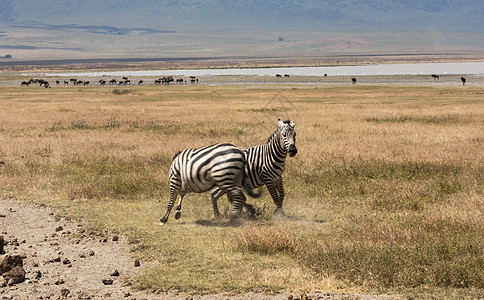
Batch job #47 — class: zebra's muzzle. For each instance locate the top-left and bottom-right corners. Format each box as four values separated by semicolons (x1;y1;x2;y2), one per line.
288;145;297;157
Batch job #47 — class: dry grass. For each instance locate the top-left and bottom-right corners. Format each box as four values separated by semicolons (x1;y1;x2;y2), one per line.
0;83;483;298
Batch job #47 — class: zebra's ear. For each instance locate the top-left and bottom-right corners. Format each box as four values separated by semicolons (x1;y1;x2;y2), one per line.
290;121;295;128
278;118;284;127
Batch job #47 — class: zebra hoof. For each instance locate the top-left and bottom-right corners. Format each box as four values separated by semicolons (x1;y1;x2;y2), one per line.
158;221;166;226
174;210;181;220
273;208;290;221
225;217;243;227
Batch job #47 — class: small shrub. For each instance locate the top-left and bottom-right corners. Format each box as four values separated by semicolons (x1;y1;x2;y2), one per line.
112;89;132;95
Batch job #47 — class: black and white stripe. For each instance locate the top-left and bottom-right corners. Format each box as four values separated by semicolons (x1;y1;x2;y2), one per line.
159;143;253;225
211;118;297;218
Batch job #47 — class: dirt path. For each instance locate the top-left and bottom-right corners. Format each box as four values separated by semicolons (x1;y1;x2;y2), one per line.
0;199;163;300
0;199;396;300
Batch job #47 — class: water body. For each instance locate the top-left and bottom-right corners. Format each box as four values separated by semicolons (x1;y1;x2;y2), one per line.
43;61;484;78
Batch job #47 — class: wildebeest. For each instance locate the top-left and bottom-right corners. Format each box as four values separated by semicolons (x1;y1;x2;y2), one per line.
351;78;357;85
461;77;466;85
432;74;439;80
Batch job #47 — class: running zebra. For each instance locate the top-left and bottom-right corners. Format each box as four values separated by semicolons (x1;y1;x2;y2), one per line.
211;118;297;219
159;143;260;225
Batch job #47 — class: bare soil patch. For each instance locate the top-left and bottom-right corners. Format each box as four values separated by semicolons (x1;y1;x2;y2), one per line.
0;198;157;300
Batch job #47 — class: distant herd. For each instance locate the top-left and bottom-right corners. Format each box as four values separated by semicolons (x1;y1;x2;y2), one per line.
20;76;200;88
20;74;468;88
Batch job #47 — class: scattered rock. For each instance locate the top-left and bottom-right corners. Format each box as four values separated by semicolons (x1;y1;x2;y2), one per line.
0;254;23;274
0;214;6;218
78;292;91;299
62;258;71;265
110;270;119;276
52;257;61;263
55;226;63;232
134;259;140;267
112;235;119;242
60;288;70;298
0;236;4;254
54;278;65;285
3;265;26;285
88;250;95;256
33;270;42;279
102;278;113;285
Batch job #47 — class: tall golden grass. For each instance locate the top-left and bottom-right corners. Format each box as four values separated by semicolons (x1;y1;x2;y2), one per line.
0;83;482;298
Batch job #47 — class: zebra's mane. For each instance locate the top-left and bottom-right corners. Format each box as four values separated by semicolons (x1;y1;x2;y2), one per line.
267;120;291;143
172;150;182;160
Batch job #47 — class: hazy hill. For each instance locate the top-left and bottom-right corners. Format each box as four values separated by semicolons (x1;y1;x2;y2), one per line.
2;0;483;30
1;0;483;61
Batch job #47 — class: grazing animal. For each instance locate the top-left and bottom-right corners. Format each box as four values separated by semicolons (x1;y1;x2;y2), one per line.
431;74;439;80
64;80;69;85
159;143;261;225
109;79;117;85
284;74;290;78
211;119;297;219
138;80;144;85
276;74;282;78
461;77;466;85
351;78;357;85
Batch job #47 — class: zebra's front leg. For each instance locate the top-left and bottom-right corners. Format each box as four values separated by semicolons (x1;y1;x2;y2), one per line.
266;180;288;219
211;188;226;219
274;178;287;217
174;192;186;220
159;185;178;225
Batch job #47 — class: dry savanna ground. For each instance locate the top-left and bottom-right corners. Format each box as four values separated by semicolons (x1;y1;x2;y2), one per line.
0;81;483;299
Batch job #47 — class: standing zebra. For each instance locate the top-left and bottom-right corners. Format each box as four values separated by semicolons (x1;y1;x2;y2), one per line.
159;143;260;225
211;118;297;219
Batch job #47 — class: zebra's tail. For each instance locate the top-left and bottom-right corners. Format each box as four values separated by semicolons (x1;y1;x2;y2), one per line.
242;177;262;198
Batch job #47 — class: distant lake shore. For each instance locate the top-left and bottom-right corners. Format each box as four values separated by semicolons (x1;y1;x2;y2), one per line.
40;61;484;78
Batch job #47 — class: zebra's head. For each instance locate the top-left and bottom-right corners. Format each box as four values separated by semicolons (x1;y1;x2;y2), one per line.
278;118;297;157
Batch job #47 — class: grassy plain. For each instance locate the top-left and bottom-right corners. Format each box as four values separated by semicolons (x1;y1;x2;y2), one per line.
0;82;483;298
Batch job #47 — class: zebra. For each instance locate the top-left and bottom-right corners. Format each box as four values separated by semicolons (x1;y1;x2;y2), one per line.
159;143;261;226
211;118;297;219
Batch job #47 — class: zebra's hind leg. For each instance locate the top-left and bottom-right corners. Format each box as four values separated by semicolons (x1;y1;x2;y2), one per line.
159;185;179;226
174;193;186;220
211;188;226;219
225;186;247;226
